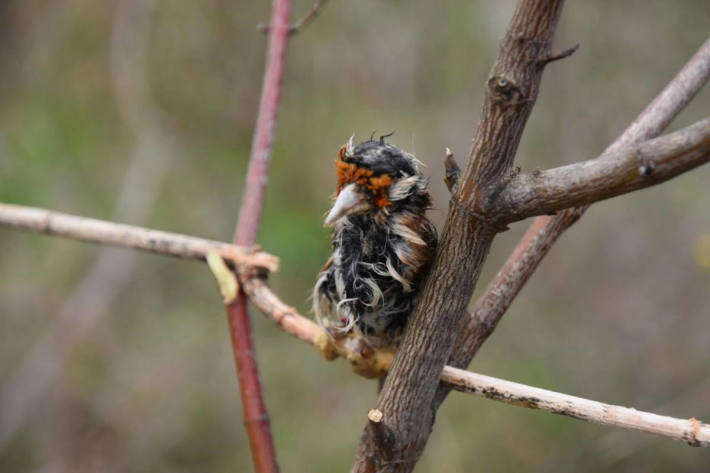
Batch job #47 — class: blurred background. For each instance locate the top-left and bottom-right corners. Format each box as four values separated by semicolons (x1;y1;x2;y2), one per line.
1;0;709;471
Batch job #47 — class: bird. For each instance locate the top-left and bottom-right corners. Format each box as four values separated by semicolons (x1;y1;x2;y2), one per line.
313;136;438;350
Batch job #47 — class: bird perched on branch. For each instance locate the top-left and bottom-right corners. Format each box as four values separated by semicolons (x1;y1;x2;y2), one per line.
313;136;437;349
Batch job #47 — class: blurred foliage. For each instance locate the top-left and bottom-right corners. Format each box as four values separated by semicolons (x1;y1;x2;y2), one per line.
1;0;710;472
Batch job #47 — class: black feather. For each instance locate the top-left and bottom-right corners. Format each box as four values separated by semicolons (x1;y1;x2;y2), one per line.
314;140;437;348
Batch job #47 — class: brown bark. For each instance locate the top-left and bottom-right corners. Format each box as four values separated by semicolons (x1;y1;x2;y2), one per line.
438;37;710;411
351;2;567;471
484;118;710;222
448;210;581;368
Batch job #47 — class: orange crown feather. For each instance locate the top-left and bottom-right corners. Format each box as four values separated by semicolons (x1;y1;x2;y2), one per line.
335;145;392;208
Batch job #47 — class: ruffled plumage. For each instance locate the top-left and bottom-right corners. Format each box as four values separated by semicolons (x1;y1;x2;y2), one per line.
313;139;437;348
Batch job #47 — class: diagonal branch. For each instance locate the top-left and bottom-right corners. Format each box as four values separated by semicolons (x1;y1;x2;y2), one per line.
485;117;710;222
259;0;329;36
446;208;582;371
352;2;568;471
608;37;710;153
438;37;710;410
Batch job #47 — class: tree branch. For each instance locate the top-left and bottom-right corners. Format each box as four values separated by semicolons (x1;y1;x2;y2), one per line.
240;276;710;449
439;36;710;398
226;0;291;471
608;37;710;153
259;0;329;36
441;367;710;448
485;118;710;222
0;202;278;271
3;201;708;450
352;2;567;471
447;209;582;370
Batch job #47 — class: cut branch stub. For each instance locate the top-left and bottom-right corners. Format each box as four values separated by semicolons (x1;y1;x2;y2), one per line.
443;148;461;193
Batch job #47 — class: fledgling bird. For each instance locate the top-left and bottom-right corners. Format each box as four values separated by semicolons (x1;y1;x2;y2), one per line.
313;136;438;349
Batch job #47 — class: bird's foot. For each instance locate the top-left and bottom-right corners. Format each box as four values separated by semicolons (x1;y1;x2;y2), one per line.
346;337;393;379
314;327;393;378
314;327;341;361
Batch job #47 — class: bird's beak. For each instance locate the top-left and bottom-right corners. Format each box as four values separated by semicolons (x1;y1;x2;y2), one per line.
324;184;368;227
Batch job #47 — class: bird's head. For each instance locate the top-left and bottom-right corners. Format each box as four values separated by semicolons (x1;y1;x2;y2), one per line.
324;136;430;226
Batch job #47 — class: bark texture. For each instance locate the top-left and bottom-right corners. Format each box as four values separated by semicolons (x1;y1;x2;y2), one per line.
351;2;566;471
485;118;710;221
435;34;710;412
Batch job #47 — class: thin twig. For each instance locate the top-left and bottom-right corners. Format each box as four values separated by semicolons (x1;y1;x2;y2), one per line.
608;37;710;153
238;276;710;448
227;0;292;471
0;203;278;272
441;367;710;447
538;43;579;65
258;0;329;36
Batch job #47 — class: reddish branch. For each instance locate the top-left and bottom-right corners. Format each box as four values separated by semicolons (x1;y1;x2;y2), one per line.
226;1;291;472
259;0;329;36
438;37;710;410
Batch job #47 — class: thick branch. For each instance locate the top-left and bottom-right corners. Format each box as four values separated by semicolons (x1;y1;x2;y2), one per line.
352;2;567;471
485;118;710;221
0;202;278;271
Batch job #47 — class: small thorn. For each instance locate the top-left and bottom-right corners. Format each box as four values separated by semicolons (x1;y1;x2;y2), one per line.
444;148;461;193
540;43;580;65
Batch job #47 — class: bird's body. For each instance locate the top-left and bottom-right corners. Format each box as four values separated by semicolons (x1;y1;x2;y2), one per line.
313;138;437;349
